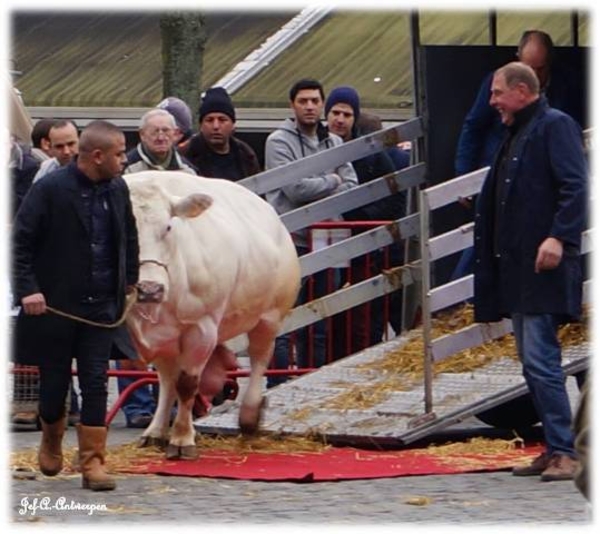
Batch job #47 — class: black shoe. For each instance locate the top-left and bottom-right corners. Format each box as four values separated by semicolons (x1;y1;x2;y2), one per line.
126;414;153;429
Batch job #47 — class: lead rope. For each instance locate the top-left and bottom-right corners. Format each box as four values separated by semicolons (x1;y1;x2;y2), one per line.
45;287;138;329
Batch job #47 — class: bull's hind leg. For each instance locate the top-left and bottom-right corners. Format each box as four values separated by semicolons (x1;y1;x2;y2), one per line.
240;314;280;435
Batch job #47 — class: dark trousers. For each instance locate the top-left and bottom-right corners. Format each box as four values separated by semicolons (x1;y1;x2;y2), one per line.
38;301;117;427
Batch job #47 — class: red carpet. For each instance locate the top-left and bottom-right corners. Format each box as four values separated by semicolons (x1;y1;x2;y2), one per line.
119;444;545;482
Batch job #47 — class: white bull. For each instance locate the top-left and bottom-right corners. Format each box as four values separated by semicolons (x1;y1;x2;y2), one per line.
124;171;300;459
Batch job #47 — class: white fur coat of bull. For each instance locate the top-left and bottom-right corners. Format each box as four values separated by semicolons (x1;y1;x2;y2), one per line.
124;171;300;459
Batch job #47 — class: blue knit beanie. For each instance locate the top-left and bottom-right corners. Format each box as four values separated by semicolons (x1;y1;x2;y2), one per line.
325;86;361;120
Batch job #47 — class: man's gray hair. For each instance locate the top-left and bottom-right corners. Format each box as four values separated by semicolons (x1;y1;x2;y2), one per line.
139;108;177;130
496;61;540;95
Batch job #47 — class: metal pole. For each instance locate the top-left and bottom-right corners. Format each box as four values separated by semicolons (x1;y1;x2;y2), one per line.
488;10;497;46
571;10;579;47
401;9;425;333
419;189;433;413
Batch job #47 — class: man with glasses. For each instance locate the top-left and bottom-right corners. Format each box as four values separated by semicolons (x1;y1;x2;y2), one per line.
125;109;196;175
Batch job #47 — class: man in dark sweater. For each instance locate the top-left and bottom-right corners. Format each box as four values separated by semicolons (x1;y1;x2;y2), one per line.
184;87;260;180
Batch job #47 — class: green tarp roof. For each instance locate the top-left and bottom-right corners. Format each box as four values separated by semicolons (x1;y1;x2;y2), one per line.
11;10;589;111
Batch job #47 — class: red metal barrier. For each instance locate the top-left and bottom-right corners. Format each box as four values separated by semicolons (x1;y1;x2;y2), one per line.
268;220;403;380
10;366;314;426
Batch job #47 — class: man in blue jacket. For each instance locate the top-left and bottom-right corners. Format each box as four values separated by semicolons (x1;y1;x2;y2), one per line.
473;62;587;482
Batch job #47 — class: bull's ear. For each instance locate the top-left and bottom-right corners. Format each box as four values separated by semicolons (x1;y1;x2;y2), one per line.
172;193;213;218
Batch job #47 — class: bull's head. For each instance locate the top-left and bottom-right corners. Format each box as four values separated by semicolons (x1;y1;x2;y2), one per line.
127;174;213;307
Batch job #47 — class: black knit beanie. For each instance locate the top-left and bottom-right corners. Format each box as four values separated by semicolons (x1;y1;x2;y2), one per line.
198;87;236;122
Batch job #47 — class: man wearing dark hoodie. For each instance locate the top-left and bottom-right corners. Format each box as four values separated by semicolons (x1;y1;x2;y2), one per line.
325;86;406;357
264;78;358;386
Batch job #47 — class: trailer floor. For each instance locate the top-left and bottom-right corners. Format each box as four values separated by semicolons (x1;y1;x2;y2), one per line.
195;335;589;447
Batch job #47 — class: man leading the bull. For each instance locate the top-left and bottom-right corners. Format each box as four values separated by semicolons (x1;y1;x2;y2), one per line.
12;120;140;491
473;62;587;481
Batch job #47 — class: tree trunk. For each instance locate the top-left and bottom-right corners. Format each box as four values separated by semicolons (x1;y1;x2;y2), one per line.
160;13;206;121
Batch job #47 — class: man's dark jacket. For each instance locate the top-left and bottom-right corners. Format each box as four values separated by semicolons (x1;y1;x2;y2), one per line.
12;163;139;364
184;134;260;179
473;97;587;323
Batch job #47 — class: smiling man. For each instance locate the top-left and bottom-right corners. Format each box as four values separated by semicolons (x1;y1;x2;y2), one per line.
473;62;587;483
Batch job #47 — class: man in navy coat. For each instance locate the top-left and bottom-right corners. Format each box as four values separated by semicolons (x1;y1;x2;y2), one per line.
473;62;587;482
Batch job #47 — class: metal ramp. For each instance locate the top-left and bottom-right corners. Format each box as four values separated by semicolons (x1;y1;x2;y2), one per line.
195;127;591;447
195;336;589;447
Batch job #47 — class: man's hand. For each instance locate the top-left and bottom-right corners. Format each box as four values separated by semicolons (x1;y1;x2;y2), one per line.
458;196;472;210
535;237;563;273
21;293;47;315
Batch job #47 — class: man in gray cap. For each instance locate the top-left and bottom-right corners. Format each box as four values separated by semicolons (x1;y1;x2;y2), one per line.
184;87;260;180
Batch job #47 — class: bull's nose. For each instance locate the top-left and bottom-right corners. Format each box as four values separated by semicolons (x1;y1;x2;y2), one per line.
136;280;165;303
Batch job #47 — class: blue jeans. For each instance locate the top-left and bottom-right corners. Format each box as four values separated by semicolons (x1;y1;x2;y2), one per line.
451;246;474;281
115;359;156;421
511;313;575;458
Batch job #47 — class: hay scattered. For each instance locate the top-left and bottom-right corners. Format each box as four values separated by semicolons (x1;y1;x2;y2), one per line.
416;435;525;456
407;435;538;472
10;433;332;475
405;495;432;506
10;435;537;477
320;304;589;412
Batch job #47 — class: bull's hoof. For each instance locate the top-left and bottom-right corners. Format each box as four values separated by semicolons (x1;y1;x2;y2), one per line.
238;398;267;436
137;435;169;449
165;444;199;460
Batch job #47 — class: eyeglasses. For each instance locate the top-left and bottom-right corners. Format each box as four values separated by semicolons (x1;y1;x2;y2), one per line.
145;127;174;138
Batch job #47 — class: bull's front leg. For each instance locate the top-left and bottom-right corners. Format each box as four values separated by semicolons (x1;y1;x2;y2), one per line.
137;358;177;449
167;320;217;460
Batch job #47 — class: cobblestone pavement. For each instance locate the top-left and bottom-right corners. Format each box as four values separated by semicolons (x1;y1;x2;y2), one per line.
8;420;592;527
7;377;592;528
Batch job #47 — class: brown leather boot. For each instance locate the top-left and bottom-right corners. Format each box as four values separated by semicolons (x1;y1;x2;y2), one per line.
540;453;579;482
512;451;550;476
76;424;116;491
38;418;66;476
